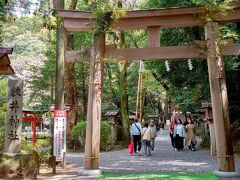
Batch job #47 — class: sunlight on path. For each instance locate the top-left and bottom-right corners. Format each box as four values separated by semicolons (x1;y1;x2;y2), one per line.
39;129;240;179
66;129;240;174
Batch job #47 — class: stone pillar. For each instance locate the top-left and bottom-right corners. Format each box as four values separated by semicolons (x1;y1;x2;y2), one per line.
1;79;37;178
83;34;105;170
111;124;114;147
205;22;235;172
5;79;23;153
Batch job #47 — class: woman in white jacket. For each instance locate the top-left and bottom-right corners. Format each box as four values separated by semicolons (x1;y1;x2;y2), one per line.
174;119;186;151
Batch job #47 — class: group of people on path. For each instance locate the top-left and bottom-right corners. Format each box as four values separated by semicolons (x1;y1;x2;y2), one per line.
169;117;197;151
130;119;157;156
130;116;197;156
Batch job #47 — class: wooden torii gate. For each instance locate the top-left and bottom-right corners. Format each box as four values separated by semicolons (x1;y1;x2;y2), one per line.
56;4;240;174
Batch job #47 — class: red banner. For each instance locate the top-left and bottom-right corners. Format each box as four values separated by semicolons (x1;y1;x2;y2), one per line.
54;110;66;117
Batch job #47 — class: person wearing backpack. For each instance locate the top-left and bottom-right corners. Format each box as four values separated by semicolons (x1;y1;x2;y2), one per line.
130;118;142;155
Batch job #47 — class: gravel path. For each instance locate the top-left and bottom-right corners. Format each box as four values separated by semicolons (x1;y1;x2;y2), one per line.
67;129;240;173
39;129;240;179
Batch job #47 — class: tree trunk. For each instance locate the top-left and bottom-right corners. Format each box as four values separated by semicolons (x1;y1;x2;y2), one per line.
118;31;130;145
53;0;65;173
65;0;79;144
81;62;87;116
65;60;78;137
50;70;54;102
106;63;118;106
54;0;65;110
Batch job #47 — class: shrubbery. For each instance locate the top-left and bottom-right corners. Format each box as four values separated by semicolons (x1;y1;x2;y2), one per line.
100;121;111;150
114;124;123;141
72;121;87;151
72;120;111;151
0;104;6;152
21;134;51;165
200;132;210;148
0;126;5;152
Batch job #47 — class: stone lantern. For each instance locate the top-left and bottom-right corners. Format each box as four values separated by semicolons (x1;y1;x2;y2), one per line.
106;111;120;148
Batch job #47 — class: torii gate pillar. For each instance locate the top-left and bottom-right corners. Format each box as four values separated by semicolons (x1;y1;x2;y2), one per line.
82;34;105;173
205;22;235;172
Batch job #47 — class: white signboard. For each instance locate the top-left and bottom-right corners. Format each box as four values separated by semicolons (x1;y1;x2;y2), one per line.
5;79;23;153
62;117;66;153
54;110;66;161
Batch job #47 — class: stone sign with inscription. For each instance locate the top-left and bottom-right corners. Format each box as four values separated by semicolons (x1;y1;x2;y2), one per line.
5;79;23;153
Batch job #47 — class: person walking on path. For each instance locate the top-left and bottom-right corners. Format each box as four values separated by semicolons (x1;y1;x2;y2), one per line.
185;118;197;151
174;119;186;151
169;117;176;150
130;118;142;154
160;120;165;134
184;117;190;126
150;119;157;150
142;122;154;156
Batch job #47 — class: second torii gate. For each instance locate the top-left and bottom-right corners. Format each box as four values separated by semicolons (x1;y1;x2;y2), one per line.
56;4;240;176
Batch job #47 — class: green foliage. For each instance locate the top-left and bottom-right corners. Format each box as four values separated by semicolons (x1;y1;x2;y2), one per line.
114;124;123;141
33;0;56;31
140;2;215;114
0;126;5;152
101;172;218;180
0;78;7;101
21;134;51;164
0;104;7;127
72;121;87;149
72;121;111;150
220;24;240;41
2;10;50;110
0;79;7;152
0;0;7;45
201;133;210;148
3;16;47;57
28;38;56;110
145;53;210;113
83;0;125;34
232;120;240;142
141;0;193;8
100;121;111;149
73;32;92;48
193;0;236;22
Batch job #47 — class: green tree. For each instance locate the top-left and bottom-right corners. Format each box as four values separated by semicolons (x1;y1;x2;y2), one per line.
0;78;7;151
142;0;240;127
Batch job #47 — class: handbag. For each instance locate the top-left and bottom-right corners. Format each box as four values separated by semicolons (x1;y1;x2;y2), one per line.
192;136;197;145
128;138;134;154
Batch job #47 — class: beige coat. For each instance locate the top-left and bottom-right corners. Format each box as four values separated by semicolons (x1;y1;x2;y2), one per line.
142;127;154;141
185;124;196;145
